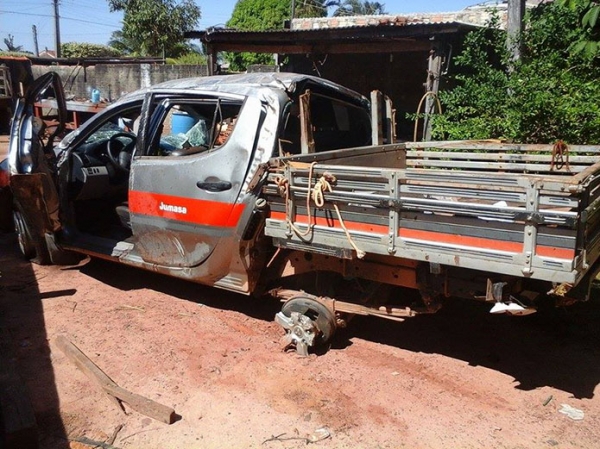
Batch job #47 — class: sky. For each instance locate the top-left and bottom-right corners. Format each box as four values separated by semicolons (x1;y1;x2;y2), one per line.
1;0;485;55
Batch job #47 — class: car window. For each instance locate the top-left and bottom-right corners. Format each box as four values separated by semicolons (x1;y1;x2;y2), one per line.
83;107;141;145
281;92;371;156
310;93;371;152
150;100;242;157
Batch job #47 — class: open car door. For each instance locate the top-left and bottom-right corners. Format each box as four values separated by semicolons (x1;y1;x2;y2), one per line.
8;72;67;263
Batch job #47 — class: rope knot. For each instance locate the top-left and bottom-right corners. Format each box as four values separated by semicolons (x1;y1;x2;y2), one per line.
274;175;289;197
551;140;570;172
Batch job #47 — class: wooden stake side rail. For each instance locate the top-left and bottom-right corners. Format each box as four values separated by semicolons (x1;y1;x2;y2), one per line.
264;141;600;286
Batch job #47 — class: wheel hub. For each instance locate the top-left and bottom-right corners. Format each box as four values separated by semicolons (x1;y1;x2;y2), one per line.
274;296;336;357
275;311;317;356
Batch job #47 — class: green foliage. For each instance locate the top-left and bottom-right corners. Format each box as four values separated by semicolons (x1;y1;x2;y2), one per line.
557;0;600;57
169;52;208;65
108;0;201;57
295;0;337;18
107;30;138;56
0;51;32;57
333;0;387;16
225;0;291;71
431;3;600;144
61;42;122;58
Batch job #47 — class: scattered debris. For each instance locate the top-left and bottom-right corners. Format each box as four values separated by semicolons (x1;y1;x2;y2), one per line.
547;440;559;447
107;424;124;445
70;436;121;449
114;305;146;312
262;427;331;445
55;335;177;424
558;403;584;421
308;427;331;443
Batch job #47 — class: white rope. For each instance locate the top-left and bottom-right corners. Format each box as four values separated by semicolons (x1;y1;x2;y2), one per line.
276;162;366;259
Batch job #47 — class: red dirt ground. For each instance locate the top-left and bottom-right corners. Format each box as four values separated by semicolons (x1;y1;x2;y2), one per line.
2;229;600;449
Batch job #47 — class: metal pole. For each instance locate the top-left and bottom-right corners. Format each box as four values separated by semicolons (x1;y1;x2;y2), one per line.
32;25;39;57
53;0;61;58
291;0;296;20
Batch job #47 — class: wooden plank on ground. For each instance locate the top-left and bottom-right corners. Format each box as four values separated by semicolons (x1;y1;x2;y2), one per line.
55;335;176;425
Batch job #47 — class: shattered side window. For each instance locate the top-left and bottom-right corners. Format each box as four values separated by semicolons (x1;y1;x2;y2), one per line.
152;101;242;157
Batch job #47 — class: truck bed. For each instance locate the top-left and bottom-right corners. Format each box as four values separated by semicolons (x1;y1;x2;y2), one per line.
263;141;600;286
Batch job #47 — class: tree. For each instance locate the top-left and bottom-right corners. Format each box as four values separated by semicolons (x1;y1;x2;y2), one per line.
107;30;138;55
431;2;600;144
558;0;600;56
333;0;387;16
61;42;122;58
3;34;23;52
295;0;338;18
226;0;292;71
107;0;201;57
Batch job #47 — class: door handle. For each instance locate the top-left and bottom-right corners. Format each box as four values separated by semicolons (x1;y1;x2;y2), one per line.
196;180;232;192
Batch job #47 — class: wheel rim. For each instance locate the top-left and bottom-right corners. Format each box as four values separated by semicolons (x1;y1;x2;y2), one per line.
275;296;336;356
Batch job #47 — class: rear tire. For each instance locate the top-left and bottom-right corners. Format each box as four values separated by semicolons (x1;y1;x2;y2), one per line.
13;209;51;264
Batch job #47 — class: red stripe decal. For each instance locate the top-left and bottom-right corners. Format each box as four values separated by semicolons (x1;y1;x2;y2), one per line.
535;245;576;260
129;190;244;228
400;228;575;260
269;211;389;234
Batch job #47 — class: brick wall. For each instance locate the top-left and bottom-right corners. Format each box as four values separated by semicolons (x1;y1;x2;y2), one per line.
291;1;548;30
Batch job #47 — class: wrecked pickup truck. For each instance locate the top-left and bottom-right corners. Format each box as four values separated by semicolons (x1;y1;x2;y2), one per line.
8;72;600;355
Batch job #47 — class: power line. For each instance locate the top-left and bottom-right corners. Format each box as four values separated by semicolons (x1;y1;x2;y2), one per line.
0;10;120;28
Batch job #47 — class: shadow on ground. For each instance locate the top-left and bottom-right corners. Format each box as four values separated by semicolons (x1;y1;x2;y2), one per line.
340;293;600;399
0;233;69;449
79;256;281;322
81;255;600;400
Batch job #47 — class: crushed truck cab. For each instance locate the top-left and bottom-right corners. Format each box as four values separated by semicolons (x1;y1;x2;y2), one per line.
9;72;600;356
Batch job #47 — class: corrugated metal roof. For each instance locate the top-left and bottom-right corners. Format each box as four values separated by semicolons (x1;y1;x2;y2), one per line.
204;20;468;34
198;20;478;37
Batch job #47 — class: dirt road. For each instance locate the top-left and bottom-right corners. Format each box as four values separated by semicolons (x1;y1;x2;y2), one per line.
1;230;600;448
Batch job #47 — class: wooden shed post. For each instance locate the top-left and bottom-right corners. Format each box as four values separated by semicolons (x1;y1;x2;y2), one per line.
507;0;525;63
207;45;218;76
423;45;442;141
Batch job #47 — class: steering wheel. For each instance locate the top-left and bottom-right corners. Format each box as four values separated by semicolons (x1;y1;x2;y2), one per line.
107;132;136;173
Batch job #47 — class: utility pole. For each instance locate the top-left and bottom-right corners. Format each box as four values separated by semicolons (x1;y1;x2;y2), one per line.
506;0;525;63
291;0;296;20
32;25;39;57
53;0;61;58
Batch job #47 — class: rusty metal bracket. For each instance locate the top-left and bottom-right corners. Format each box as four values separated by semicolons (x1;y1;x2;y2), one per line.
270;288;417;322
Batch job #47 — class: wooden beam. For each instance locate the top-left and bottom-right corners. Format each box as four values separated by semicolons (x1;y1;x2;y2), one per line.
208;40;431;55
207;45;217;76
55;335;176;425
